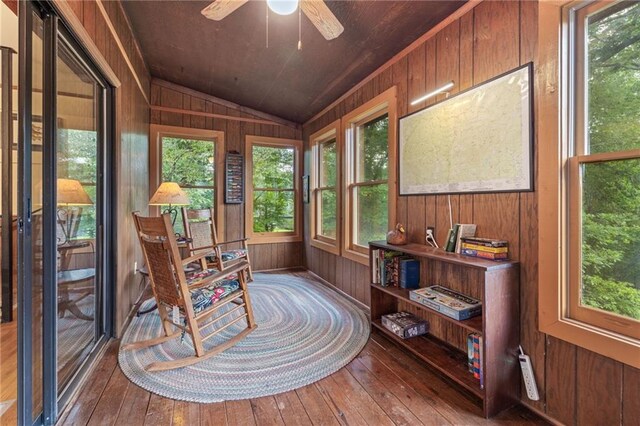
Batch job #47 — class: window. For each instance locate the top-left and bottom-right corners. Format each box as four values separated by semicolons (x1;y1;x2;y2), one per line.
310;120;341;254
245;135;302;243
538;0;640;367
343;88;397;264
151;125;224;236
568;1;640;338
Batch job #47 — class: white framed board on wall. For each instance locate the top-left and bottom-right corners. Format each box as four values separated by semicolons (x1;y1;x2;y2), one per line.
398;63;533;195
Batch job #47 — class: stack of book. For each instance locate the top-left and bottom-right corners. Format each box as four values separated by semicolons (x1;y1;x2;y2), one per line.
467;332;484;389
444;224;477;253
371;249;420;289
460;237;509;260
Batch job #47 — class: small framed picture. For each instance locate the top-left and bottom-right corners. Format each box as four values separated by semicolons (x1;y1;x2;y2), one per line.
302;175;310;204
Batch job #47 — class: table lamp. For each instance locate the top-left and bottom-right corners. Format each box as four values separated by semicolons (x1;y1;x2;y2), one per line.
57;178;93;244
149;182;190;226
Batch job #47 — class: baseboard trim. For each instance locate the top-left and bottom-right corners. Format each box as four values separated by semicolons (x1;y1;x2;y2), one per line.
520;401;564;426
254;266;306;273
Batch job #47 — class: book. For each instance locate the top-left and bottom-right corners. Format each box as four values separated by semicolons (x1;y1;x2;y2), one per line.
455;224;477;254
381;312;429;339
371;249;380;284
467;333;475;372
460;236;508;248
479;335;484;389
444;229;453;251
461;242;508;254
472;334;481;380
409;285;482;320
461;248;509;260
445;225;460;252
399;258;420;289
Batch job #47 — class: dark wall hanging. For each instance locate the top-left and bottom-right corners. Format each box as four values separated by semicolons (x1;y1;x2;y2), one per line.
225;151;244;204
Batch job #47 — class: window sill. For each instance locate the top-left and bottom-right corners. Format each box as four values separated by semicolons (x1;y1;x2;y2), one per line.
310;238;340;256
247;234;302;245
540;316;640;368
342;247;369;266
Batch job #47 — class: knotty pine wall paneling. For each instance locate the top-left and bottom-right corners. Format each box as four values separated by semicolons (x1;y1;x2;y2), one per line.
302;1;640;423
149;82;304;272
60;0;151;335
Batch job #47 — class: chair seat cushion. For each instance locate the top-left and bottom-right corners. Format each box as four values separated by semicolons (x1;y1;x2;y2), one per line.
189;275;240;314
206;249;248;263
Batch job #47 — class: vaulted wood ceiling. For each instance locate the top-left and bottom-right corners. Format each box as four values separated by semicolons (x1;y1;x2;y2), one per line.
123;0;466;123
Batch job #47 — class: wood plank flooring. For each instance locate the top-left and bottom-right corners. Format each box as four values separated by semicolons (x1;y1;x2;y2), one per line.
57;334;547;425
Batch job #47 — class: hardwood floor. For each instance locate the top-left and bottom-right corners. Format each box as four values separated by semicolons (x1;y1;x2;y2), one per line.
58;333;547;425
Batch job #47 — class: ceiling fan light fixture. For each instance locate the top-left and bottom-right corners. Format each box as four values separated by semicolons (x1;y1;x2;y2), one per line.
267;0;299;16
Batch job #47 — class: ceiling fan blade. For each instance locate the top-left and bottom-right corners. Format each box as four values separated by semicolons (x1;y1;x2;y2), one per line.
201;0;249;21
301;0;344;40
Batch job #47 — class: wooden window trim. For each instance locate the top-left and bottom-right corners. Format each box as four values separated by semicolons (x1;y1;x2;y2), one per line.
150;124;225;239
537;0;640;368
309;120;341;255
342;87;397;266
245;135;303;244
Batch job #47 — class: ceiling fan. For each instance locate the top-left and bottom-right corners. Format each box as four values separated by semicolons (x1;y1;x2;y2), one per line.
201;0;344;40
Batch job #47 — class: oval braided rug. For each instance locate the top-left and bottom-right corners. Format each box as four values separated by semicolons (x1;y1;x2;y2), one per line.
118;273;369;402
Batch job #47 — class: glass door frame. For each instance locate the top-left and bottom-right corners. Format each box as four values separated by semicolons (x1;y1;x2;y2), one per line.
17;2;115;424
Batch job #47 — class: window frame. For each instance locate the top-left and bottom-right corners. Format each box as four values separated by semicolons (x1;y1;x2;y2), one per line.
538;0;640;368
309;120;341;255
342;87;397;265
568;1;640;340
245;135;303;244
150;124;225;238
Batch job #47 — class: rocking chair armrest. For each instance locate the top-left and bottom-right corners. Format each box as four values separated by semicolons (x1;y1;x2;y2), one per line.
181;251;215;266
215;238;250;246
187;260;250;290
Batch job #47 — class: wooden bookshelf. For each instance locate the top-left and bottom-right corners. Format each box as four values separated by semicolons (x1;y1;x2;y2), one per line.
369;241;520;418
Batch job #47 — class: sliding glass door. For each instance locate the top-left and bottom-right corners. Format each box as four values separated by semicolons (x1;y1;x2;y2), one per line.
55;29;107;398
17;2;113;424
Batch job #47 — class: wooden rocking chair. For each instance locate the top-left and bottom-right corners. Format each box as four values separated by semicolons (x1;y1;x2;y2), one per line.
182;207;254;281
125;212;257;371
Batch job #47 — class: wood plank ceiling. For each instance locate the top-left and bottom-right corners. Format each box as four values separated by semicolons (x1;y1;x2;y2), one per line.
122;0;466;123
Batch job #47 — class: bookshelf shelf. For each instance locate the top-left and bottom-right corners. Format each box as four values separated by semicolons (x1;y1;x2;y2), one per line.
369;241;520;418
371;320;483;398
370;284;484;334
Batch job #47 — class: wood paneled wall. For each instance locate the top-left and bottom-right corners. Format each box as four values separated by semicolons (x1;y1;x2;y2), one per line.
62;0;150;335
149;81;304;272
302;1;639;423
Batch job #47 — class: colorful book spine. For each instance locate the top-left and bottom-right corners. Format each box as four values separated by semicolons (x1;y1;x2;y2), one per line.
461;242;509;253
461;248;508;260
479;335;484;389
445;224;460;252
467;333;475;372
472;334;481;380
460;237;508;248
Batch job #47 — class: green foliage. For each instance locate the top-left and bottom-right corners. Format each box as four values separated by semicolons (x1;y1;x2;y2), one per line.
580;2;640;320
162;137;214;186
58;129;97;239
252;146;295;232
161;137;215;234
355;115;389;245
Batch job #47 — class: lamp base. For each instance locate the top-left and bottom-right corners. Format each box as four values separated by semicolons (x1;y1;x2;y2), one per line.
162;206;178;228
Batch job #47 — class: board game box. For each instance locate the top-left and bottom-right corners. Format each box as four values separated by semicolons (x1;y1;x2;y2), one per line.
409;285;482;320
381;311;429;339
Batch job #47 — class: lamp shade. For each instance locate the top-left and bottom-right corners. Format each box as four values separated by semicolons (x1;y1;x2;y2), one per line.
149;182;190;206
57;178;93;206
